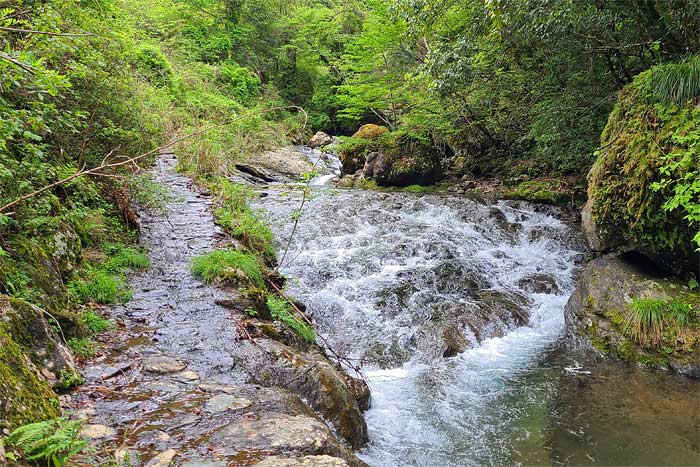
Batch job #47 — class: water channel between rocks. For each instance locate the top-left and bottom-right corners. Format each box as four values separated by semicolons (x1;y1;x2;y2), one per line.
255;184;700;467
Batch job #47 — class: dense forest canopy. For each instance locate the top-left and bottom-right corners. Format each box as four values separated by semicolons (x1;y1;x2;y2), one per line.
1;0;699;301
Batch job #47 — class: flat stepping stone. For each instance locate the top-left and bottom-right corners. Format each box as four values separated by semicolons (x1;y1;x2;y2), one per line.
146;449;177;467
143;356;187;373
204;394;252;413
81;424;115;439
253;456;349;467
210;414;333;454
181;460;227;467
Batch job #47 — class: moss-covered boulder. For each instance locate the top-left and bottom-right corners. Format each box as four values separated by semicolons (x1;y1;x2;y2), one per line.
582;69;698;276
0;325;60;432
564;254;700;378
338;125;389;175
370;132;444;186
0;296;78;389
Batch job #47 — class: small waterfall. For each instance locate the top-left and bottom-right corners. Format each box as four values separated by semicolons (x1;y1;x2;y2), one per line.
295;145;343;186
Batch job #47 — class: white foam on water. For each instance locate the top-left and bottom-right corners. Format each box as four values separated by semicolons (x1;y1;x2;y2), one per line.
256;189;584;466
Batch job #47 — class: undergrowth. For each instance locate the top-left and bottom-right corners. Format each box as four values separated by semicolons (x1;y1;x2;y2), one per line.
266;295;314;342
624;298;700;349
191;250;265;288
3;418;87;467
68;243;149;305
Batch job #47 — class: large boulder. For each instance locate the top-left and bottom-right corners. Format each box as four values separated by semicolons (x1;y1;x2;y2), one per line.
339;125;389;175
367;133;443;186
582;69;698;277
233;338;369;449
308;131;333;149
564;254;700;377
0;296;78;389
0;299;62;431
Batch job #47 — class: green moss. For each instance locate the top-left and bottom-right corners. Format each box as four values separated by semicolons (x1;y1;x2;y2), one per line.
0;327;59;431
616;338;638;362
588;69;697;272
505;180;568;205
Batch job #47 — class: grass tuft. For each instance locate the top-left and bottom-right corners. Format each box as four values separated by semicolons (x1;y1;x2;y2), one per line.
266;295;315;342
191;249;265;288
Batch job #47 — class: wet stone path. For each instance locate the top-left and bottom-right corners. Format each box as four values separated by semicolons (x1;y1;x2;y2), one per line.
68;154;365;467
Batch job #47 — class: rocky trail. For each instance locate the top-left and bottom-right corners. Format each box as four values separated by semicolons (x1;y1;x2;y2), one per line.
67;154;368;467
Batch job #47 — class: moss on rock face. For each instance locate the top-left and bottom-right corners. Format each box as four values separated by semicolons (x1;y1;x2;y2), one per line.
565;255;700;377
372;132;443;187
0;326;60;431
582;70;698;276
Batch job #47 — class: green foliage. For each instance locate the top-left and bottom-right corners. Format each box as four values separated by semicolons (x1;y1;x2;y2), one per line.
66;337;98;359
82;310;112;334
210;179;276;261
67;243;148;305
191;249;265;288
219;61;261;103
3;418;87;467
266;294;314;342
649;55;700;105
134;43;174;88
590;69;698;271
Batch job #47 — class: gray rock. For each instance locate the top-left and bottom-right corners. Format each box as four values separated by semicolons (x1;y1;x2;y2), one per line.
81;424;116;439
181;459;227;467
204;394;252;413
253;455;350;467
234;339;369;448
308;132;333;149
210;413;333;453
0;296;77;389
145;449;177;467
143;356;187;374
517;273;560;294
565;254;700;377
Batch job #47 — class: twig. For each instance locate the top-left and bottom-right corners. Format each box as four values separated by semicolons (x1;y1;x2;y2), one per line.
0;51;35;74
0;26;95;36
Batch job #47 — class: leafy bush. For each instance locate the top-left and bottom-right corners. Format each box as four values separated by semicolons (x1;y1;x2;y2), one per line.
134;44;175;88
3;418;87;467
219;61;261;103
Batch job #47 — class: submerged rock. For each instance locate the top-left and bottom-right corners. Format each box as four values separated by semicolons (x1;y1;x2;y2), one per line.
564;254;700;377
143;355;187;374
253;455;350;467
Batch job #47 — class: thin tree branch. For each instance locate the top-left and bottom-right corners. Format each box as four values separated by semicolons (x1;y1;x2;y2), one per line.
0;26;95;36
0;105;308;214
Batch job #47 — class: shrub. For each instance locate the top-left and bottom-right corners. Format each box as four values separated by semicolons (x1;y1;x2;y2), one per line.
219;61;261;103
134;44;174;88
3;418;87;467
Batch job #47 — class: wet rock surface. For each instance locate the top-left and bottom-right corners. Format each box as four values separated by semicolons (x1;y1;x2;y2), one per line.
564;254;700;377
68;154;367;466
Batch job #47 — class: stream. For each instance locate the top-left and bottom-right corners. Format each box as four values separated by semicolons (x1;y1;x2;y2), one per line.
255;184;700;466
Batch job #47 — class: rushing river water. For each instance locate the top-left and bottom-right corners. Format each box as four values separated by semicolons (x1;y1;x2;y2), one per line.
256;185;700;467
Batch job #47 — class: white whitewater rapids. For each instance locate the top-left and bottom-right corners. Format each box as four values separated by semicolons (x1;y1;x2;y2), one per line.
256;187;586;466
